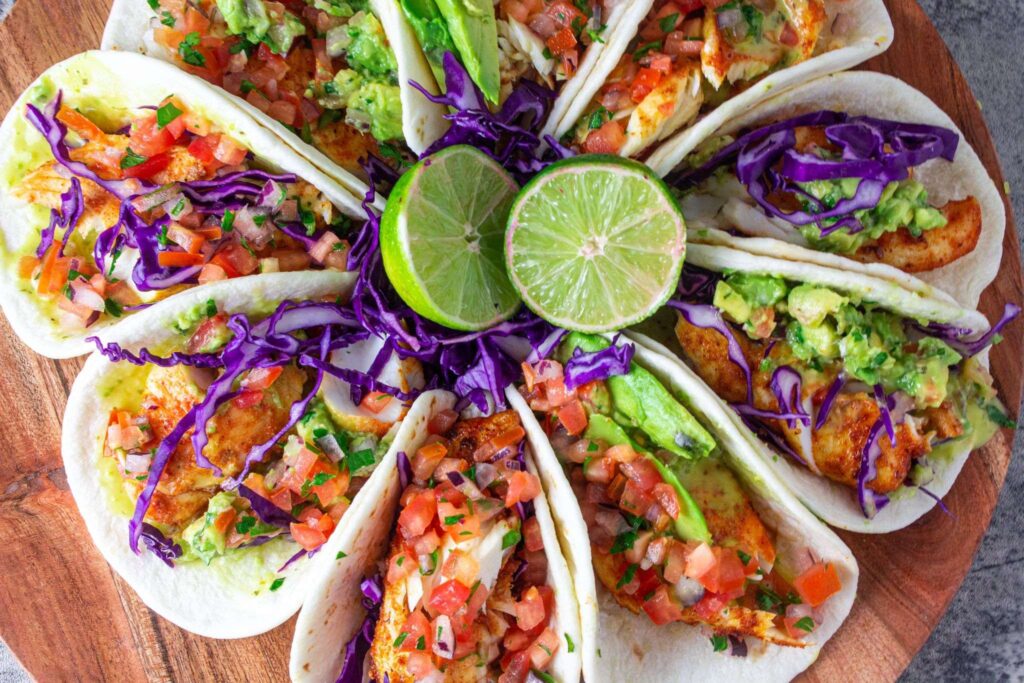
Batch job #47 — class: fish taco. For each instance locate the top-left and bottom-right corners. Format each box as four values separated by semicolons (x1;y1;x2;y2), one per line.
289;390;583;682
0;50;375;358
62;273;426;637
630;241;1016;531
512;331;857;681
555;0;892;165
102;0;449;187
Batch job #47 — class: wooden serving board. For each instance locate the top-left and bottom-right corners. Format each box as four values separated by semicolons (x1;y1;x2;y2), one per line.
0;1;1018;681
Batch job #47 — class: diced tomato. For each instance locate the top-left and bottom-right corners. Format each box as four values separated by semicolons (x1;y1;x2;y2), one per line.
412;441;448;481
527;627;560;669
243;366;283;391
157;251;205;267
269;486;293;512
18;255;39;280
505;471;542;507
187;135;224;171
503;626;534;653
166;223;206;254
582;119;626;154
630;67;663;103
233;390;263;409
523;516;544;552
465;580;489;617
663;539;688;583
387;550;415;584
310;465;349;505
213;507;237;534
282;446;319;493
198;263;228;284
619;456;662;490
652;482;681;518
619;478;655;517
692;591;731;620
428;579;471;616
557;398;588;436
515;586;548;631
793;562;842;607
130;115;176;156
546;27;577;56
360;391;394;414
398;609;432;652
604;444;638;463
405;651;437;677
186;312;229;353
212;242;258;276
398;490;437;538
583;455;616;484
686;544;746;595
183;5;211;33
648;53;673;74
36;247;69;296
641;585;683;625
267;99;298;126
290;521;327;550
213;135;248;165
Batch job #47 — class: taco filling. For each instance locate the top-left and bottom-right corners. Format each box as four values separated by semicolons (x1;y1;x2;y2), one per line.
368;409;562;682
12;92;354;333
399;0;608;106
98;297;420;570
521;332;842;646
569;0;825;156
671;265;1011;516
146;0;411;172
673;111;983;273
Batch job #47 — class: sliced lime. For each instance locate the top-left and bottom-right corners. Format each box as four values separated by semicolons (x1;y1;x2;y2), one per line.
505;155;687;332
380;145;521;331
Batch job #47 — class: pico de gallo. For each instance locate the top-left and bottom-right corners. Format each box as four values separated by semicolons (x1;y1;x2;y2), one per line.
520;332;844;647
100;298;399;570
369;409;563;682
569;0;826;156
147;0;412;173
15;92;354;333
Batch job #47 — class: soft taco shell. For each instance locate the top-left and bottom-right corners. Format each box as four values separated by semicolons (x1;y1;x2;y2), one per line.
682;71;1006;308
0;50;367;358
61;271;367;638
644;0;894;175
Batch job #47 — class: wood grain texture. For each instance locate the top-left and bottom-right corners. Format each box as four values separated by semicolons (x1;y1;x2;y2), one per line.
0;1;1017;682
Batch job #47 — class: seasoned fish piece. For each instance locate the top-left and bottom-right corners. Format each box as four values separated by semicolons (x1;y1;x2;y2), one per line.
447;410;524;462
621;61;704;158
853;197;983;273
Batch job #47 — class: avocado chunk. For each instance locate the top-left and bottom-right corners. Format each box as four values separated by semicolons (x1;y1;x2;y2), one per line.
560;332;716;461
399;0;458;87
217;0;272;44
182;491;238;564
431;0;501;104
584;414;710;544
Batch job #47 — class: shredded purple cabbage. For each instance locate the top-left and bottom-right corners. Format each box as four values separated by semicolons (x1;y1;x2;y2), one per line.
138;523;183;568
279;546;320;573
397;451;412;490
923;303;1021;357
668;301;752;403
670;110;960;236
856;420;890;518
814;374;845;430
873;384;897;444
410;53;568;183
37;177;84;259
563;338;634;390
769;366;809;428
237;484;296;528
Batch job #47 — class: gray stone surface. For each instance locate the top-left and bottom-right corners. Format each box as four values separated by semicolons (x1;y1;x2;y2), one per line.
901;2;1024;681
0;1;1021;681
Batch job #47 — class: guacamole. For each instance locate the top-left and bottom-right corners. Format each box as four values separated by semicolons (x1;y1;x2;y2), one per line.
713;273;964;408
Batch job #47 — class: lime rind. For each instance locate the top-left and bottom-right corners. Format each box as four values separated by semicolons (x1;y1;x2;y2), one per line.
505;156;687;332
381;145;522;331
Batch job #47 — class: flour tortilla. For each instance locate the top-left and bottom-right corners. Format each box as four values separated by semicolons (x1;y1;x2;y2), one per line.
643;0;893;175
681;71;1006;309
632;241;994;532
60;271;381;638
290;389;584;683
102;0;448;194
513;346;858;682
0;50;368;358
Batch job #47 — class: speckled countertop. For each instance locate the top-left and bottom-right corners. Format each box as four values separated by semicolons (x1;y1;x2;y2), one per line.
0;1;1021;681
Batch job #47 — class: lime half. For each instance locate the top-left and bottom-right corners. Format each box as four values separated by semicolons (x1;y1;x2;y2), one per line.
505;156;687;332
381;145;521;331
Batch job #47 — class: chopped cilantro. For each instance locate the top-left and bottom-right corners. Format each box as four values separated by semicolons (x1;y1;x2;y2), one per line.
146;0;158;8
240;79;257;95
710;634;728;652
565;632;575;653
659;13;679;33
347;448;375;472
311;472;336;486
269;578;285;592
160;11;176;27
104;298;124;318
416;636;426;650
633;41;662;61
178;32;206;67
987;403;1017;428
120;148;147;169
393;632;408;647
235;516;257;535
795;616;815;632
737;549;751;565
502;529;522;550
221;209;235;232
616;563;639;589
420;549;438;575
444;514;465;526
156;100;183;129
609;529;638;554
